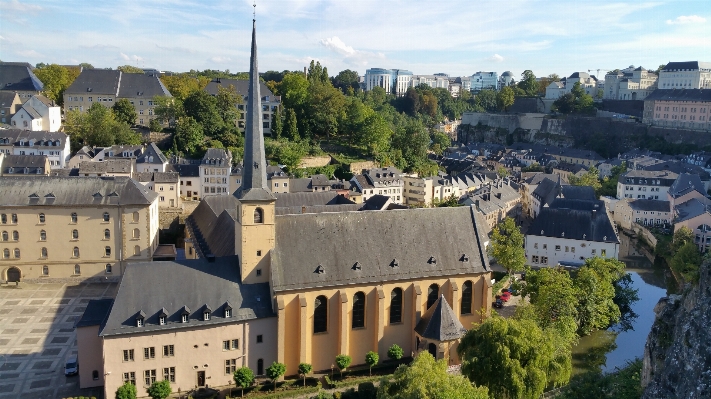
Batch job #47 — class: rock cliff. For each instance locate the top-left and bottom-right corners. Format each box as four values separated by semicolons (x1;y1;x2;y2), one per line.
642;261;711;398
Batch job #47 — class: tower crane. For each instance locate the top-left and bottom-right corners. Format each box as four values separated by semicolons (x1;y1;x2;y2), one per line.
588;69;611;77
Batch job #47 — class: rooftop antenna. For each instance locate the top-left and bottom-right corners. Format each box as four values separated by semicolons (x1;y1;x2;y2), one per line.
253;0;256;21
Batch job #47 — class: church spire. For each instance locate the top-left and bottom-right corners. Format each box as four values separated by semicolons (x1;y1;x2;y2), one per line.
235;15;274;201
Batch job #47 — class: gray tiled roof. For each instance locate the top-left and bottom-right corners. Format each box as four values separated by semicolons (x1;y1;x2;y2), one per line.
171;164;200;177
271;206;490;292
532;177;560;206
414;295;466;342
561;186;596;201
1;154;47;172
78;159;133;174
274;192;354;208
75;299;113;328
528;201;618;243
137;143;168;164
0;91;20;107
100;256;274;337
201;148;232;165
674;198;709;223
65;69;121;95
0;176;158;206
668;173;706;198
117;73;172;98
275;204;362;215
662;61;711;71
645;88;711;102
0;129;68;148
629;199;671;213
0;63;44;92
186;195;239;257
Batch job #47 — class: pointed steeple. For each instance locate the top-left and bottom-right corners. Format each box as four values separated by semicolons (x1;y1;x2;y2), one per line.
234;19;275;201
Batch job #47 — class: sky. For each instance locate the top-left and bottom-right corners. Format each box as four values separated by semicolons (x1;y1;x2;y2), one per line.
1;0;710;79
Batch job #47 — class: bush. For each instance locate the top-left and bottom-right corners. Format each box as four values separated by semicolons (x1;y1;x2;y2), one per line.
340;388;358;399
387;344;403;360
357;382;377;399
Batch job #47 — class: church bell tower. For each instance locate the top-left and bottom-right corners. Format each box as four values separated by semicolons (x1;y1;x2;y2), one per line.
233;17;276;285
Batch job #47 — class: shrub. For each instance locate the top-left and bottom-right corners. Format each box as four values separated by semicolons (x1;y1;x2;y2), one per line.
357;381;377;399
387;344;403;360
335;354;352;377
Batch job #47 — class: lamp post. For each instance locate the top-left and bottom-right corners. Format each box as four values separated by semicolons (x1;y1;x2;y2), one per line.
330;363;334;379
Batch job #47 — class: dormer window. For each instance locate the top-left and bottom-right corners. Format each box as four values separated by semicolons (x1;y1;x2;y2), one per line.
136;312;145;327
181;314;188;323
225;308;231;318
159;316;166;325
203;311;210;321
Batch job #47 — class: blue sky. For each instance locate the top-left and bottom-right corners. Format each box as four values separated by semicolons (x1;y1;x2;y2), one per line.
1;0;710;79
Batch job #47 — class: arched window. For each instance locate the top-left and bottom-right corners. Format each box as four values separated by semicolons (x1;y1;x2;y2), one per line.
1;231;7;241
132;212;139;222
352;292;365;329
74;264;81;275
38;213;45;223
257;359;264;376
427;284;439;309
11;214;17;223
134;245;140;255
461;281;473;315
70;213;77;223
104;229;111;240
14;248;20;258
12;231;18;241
42;265;49;275
390;288;403;324
72;229;79;240
39;230;46;241
40;247;47;258
254;208;263;224
103;212;110;222
2;249;8;259
133;228;140;238
314;295;328;333
0;214;5;224
73;247;79;257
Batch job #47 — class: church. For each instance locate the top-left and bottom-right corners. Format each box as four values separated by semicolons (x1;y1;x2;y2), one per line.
75;19;492;398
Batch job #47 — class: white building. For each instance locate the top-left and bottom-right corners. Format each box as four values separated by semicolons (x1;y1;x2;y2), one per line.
0;129;70;168
410;75;449;90
10;95;61;132
471;72;499;91
545;72;601;99
350;166;404;204
525;199;620;267
199;148;232;196
616;170;678;200
364;68;413;96
499;71;514;89
604;66;658;100
658;61;711;90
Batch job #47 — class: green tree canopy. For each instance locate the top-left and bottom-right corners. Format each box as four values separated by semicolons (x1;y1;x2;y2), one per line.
332;69;360;93
335;354;352;377
159;74;209;102
117;65;145;74
474;89;497;112
430;132;451;156
182;89;223;137
146;380;171;399
518;70;539;96
116;381;137;399
298;363;312;387
497;86;515;112
173;116;205;157
574;257;626;335
34;64;80;105
112;98;138;125
670;241;702;283
387;344;403;360
488;217;526;275
569;166;602;193
378;352;489;399
64;103;141;151
365;351;379;376
233;366;254;398
553;82;595;114
265;361;286;392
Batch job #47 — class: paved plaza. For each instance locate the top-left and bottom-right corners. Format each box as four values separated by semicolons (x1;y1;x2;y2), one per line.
0;281;117;399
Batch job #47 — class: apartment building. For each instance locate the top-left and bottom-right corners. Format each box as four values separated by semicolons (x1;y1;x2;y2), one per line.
199;149;232;196
350;167;404;204
470;72;499;91
10;95;61;132
616;170;679;200
0;154;50;176
0;62;44;102
0;92;23;125
545;72;600;99
0;129;70;168
135;172;181;208
614;199;671;230
403;174;460;207
363;68;413;96
0;177;159;282
642;89;711;131
657;61;711;90
604;66;658;100
204;78;281;135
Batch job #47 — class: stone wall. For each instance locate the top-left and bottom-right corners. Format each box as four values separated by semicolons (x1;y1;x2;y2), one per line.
599;99;645;118
347;160;379;173
298;155;332;169
158;201;199;247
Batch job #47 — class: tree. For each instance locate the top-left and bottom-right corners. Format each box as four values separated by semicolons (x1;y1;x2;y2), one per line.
298;363;312;387
284;108;300;141
365;351;379;376
215;85;242;126
173;116;205;157
575;257;626;335
387;344;403;361
146;380;171;399
183;89;223;137
670;241;701;283
112;98;137;125
153;95;182;127
117;65;144;74
458;316;565;399
116;381;137;399
518;70;538;97
553;82;595;114
149;118;163;133
233;367;254;398
332;69;360;93
569;166;602;193
430;132;451;156
64;103;141;151
34;64;80;105
474;89;497;112
403;88;420;116
271;106;283;140
497;166;509;178
391;119;430;173
521;162;544;172
488;217;526;276
496;86;515;112
265;361;286;392
335;354;351;378
671;226;694;253
378;352;489;399
159;74;209;102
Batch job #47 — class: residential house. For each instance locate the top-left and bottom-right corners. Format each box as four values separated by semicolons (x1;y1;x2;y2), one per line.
642;88;711;131
525;199;620;267
0;154;50;176
462;179;521;229
657;61;711;90
616;170;679;200
0;129;70;168
0;91;22;124
0;62;44;101
614;199;671;230
604;66;658;100
553;162;589;184
171;164;201;202
10;95;61;132
199;148;232;196
545;72;600;99
350;167;404;204
0;176;159;282
403;174;461;207
667;173;708;208
135;172;181;208
674;198;711;252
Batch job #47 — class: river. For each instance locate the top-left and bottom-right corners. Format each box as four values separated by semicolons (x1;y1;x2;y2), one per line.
571;234;676;374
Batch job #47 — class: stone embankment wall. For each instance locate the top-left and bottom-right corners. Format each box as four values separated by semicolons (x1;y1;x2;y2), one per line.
347;160;379;173
298;156;332;169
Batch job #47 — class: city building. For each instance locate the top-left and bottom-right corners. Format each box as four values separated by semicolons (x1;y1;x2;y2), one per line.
461;179;520;229
667;173;708;208
0;154;50;176
673;198;711;252
0;129;70;168
525;199;619;267
171;164;201;202
0;176;159;282
0;91;22;124
545;72;600;99
499;71;514;89
77;22;492;398
0;62;44;101
363;68;413;96
134;172;181;208
604;66;658;100
403;174;460;207
616;170;679;200
409;75;449;90
614;199;671;230
204;78;281;135
199;148;232;196
471;72;499;91
10;95;61;132
63;69;172;126
657;61;711;90
77;159;135;177
642;89;711;131
350;167;404;204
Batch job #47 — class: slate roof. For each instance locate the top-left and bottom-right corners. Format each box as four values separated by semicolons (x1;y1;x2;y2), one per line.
662;61;711;71
629;199;671;213
674;198;710;223
204;78;276;100
561;185;596;201
644;89;711;102
185;195;239;257
78;159;133;174
137;143;168;164
0;176;158;206
171;164;200;177
202;148;232;165
532;177;560;206
275;204;362;216
0;63;44;92
414;295;467;342
0;91;20;108
117;73;172;98
274;191;354;208
1;155;47;173
528;201;618;243
100;256;274;337
65;69;121;95
75;299;113;328
271;206;490;292
134;171;179;184
668;173;706;198
311;174;330;187
0;129;68;148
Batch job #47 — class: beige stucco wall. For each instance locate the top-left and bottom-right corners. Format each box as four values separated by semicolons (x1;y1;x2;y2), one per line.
0;202;158;281
235;201;275;285
77;325;105;388
101;317;277;398
154;181;181;208
275;274;490;374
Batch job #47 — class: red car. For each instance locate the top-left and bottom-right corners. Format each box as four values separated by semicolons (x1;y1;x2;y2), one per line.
499;291;512;302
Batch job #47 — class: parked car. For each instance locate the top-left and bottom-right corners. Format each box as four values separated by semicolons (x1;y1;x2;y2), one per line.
64;355;78;376
494;298;504;308
499;291;512;302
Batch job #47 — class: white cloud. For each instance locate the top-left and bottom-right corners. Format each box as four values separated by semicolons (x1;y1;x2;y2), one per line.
487;54;504;62
132;55;143;62
666;15;706;25
120;52;130;61
320;36;384;67
0;0;42;12
17;49;42;57
210;56;232;63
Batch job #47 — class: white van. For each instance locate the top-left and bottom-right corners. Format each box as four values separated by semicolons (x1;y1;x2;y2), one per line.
64;355;78;376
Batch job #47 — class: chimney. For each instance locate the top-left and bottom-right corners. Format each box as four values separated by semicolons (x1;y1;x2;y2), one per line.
206;254;216;263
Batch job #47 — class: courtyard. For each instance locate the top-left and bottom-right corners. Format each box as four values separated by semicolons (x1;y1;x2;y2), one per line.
0;281;117;399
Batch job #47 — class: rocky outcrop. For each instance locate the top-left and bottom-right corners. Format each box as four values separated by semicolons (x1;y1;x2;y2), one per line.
642;261;711;398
